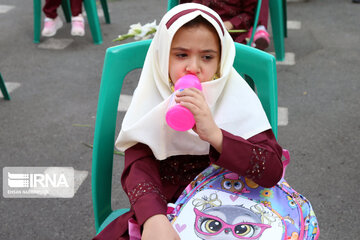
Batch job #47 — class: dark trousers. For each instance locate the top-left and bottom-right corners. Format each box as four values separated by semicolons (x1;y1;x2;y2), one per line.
43;0;83;19
258;0;269;28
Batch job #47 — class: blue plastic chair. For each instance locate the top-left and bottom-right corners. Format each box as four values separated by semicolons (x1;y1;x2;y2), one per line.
33;0;110;44
0;73;10;100
92;39;278;234
167;0;286;61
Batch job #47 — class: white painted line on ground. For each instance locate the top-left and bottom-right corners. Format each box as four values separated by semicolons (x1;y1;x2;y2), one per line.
73;169;88;194
0;5;14;13
278;107;288;126
287;20;301;30
118;94;133;112
271;52;296;66
0;82;21;98
38;38;73;50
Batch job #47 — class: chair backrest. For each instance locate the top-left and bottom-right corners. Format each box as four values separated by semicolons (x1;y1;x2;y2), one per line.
92;39;278;231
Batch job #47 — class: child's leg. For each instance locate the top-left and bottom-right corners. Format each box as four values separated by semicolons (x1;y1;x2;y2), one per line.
70;0;83;17
70;0;85;36
42;0;63;37
253;25;270;50
253;0;270;51
43;0;62;19
258;0;269;28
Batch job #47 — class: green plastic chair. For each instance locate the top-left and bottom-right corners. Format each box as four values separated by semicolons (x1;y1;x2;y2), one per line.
167;0;286;61
0;73;11;100
92;39;278;234
269;0;286;61
33;0;110;45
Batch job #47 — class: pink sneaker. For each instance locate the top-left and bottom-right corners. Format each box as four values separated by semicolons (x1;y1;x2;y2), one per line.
247;27;270;51
41;16;63;37
253;29;270;50
71;14;85;36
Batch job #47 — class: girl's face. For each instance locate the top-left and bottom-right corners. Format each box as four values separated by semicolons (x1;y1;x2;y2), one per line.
169;24;220;84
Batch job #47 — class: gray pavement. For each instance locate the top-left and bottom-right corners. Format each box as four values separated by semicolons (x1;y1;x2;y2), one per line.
0;0;359;239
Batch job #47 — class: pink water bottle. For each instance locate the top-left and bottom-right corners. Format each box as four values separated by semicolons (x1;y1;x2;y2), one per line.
166;74;202;131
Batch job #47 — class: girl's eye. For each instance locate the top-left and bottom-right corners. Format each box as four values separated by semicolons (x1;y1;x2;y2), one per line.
202;55;214;61
176;53;187;58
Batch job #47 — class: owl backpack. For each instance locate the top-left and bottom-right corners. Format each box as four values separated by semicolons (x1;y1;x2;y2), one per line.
167;150;320;240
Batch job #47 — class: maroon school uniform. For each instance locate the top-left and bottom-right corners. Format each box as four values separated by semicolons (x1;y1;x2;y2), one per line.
180;0;269;44
43;0;82;19
93;129;283;240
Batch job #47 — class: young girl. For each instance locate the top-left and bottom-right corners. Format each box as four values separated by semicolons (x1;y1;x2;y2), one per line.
93;3;283;240
41;0;85;37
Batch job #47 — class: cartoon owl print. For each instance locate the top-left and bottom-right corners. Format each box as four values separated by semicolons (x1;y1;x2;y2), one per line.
221;173;247;193
194;205;271;239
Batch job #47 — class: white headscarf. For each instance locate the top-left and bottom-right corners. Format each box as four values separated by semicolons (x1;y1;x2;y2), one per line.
115;3;271;160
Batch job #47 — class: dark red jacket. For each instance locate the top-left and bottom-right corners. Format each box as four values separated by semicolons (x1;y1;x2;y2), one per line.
93;129;283;240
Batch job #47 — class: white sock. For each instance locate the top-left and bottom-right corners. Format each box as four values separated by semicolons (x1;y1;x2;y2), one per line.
256;25;267;32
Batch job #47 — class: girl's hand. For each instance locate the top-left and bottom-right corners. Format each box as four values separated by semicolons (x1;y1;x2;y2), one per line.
175;88;223;153
224;21;234;30
142;214;180;240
